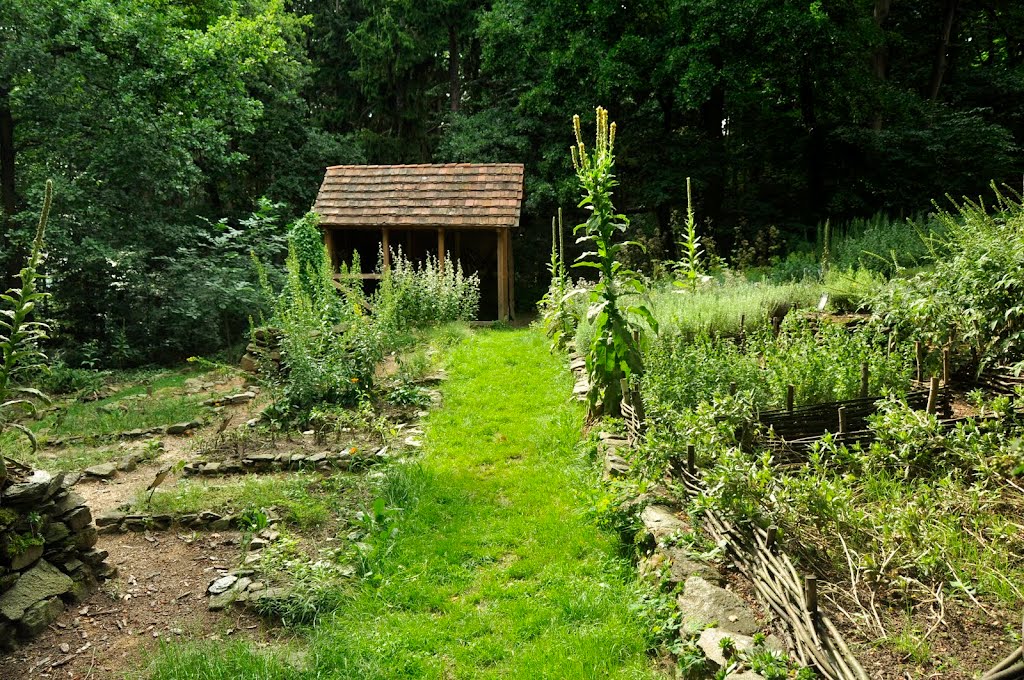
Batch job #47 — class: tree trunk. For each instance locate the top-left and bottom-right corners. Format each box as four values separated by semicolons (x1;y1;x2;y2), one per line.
928;0;960;101
448;25;461;113
871;0;891;130
0;86;16;225
0;85;19;286
698;49;726;235
800;69;825;221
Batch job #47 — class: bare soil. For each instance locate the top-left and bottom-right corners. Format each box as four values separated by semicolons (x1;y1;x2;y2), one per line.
0;381;288;679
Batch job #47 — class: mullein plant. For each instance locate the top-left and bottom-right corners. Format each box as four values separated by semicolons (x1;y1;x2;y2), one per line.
569;107;656;417
538;208;576;349
674;177;705;290
1;180;53;480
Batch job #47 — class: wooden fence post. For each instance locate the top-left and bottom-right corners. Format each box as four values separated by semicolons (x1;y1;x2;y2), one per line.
786;384;795;413
915;340;923;382
804;575;818;616
838;406;847;434
926;376;940;415
686;444;696;476
860;362;870;399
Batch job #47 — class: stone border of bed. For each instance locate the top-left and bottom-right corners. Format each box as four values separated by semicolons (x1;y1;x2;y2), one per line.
182;446;389;477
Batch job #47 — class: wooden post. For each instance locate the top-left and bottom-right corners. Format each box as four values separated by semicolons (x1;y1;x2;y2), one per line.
915;340;923;382
507;231;515;321
804;575;818;616
381;228;391;270
926;376;940;414
942;348;951;386
729;382;737;396
786;384;795;413
686;444;696;475
437;228;446;272
497;228;509;321
860;362;870;399
766;525;778;551
838;406;847;434
772;315;781;337
322;228;337;269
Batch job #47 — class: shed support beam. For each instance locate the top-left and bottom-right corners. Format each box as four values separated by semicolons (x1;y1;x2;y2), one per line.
323;228;336;270
497;228;509;322
438;228;446;272
382;228;391;270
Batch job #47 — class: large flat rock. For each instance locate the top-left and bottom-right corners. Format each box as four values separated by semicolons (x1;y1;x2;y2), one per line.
661;547;720;585
0;560;74;621
640;504;689;542
677;576;758;636
5;471;62;505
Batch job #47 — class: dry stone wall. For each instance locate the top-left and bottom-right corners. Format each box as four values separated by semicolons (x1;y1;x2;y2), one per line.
0;468;114;649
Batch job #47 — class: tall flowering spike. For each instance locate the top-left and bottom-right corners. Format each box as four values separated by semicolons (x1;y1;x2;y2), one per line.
571;145;579;171
609;122;616;154
573;114;583;147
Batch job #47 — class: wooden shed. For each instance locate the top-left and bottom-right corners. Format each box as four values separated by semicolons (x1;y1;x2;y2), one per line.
313;163;525;321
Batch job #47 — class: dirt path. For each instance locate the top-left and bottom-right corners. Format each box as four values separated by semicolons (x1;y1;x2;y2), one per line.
0;385;282;679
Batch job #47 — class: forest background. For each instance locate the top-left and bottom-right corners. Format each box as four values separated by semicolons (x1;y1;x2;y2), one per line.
1;0;1021;365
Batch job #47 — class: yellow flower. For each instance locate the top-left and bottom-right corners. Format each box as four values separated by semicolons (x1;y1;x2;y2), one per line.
350;378;360;383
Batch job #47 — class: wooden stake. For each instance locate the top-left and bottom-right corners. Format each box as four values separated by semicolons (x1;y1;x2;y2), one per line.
686;444;696;475
838;406;847;434
915;340;923;382
926;376;940;414
786;384;795;413
766;525;778;551
729;381;737;396
860;362;870;399
942;348;951;386
772;315;781;337
804;575;818;616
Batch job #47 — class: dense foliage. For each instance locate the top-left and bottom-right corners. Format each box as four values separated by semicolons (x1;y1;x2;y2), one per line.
258;214;480;422
1;0;1022;363
870;189;1024;374
373;250;480;335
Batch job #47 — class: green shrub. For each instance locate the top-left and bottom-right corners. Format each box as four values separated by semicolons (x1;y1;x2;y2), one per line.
641;316;912;422
372;248;480;333
256;217;380;421
869;186;1024;373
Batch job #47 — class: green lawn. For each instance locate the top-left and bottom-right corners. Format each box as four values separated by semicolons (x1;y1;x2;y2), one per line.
150;328;659;679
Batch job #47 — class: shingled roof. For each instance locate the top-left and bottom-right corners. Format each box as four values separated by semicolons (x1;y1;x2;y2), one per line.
314;163;525;229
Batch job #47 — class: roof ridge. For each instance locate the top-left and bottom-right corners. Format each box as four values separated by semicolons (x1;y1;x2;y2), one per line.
325;162;524;170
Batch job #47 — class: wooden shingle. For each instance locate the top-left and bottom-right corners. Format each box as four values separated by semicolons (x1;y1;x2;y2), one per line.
313;163;525;229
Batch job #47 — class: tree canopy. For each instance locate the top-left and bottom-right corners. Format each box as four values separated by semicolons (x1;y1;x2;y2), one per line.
1;0;1021;363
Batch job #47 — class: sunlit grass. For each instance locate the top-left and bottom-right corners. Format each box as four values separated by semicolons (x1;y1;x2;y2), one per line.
149;328;660;679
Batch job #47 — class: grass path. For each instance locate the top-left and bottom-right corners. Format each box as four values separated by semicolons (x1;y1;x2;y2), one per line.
154;328;659;679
